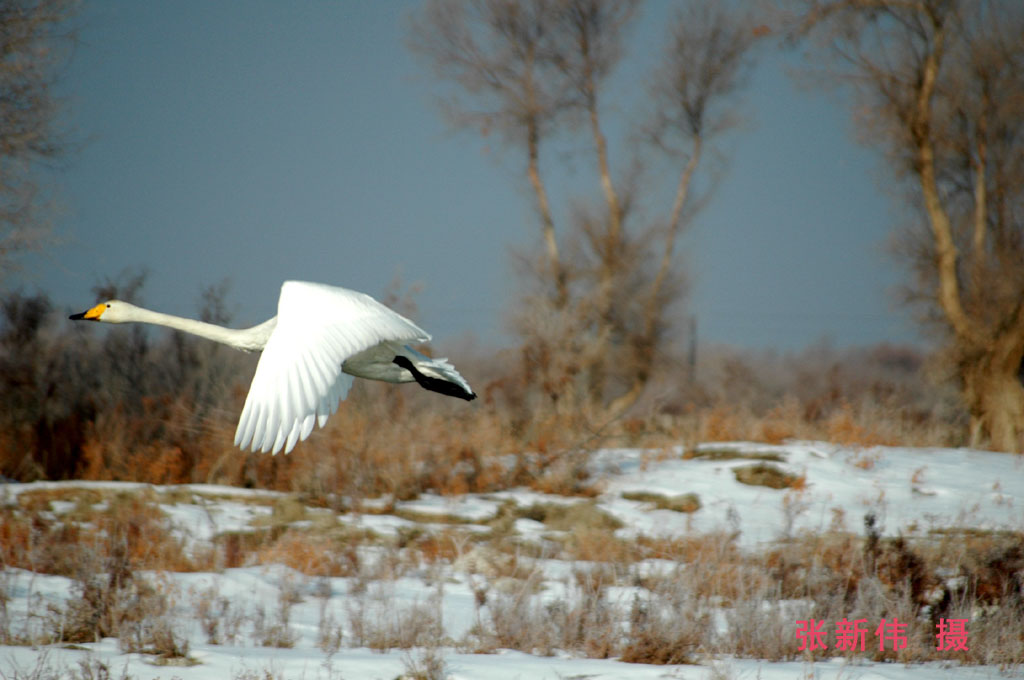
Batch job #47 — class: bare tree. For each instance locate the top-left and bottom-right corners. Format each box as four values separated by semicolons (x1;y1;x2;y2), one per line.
411;0;760;418
611;2;761;413
409;0;572;305
791;0;1024;451
0;0;76;280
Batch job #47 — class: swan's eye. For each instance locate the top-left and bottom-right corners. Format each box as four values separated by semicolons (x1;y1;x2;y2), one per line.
106;304;111;308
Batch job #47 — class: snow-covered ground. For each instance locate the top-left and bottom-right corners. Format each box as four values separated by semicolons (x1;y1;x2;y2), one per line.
2;442;1023;679
0;642;1014;680
598;441;1024;546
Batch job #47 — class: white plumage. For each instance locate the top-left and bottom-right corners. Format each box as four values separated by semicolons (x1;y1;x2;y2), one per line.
70;280;476;454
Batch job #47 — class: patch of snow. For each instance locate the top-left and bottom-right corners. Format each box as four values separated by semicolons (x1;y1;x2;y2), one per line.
396;492;500;522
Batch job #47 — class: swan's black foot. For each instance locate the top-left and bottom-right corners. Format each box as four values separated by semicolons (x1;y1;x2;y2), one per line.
393;355;476;401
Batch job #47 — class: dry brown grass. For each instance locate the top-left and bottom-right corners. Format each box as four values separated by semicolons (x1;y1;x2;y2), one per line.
346;584;444;652
621;490;701;513
254;530;360;578
732;462;803;490
684;399;956;450
3;338;963;510
564;528;636;565
1;488;209;576
549;529;1020;665
458;515;1023;666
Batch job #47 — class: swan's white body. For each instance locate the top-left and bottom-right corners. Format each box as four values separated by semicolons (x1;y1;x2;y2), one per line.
71;280;475;454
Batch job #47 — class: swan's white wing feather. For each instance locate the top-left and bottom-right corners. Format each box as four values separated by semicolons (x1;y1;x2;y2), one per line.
234;281;429;454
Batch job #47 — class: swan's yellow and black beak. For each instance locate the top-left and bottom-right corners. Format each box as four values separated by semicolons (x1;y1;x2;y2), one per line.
69;303;106;321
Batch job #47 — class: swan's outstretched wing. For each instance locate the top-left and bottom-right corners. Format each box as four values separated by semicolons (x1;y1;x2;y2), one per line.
234;280;429;454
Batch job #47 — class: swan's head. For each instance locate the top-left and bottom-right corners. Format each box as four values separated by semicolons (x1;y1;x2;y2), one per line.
69;300;137;323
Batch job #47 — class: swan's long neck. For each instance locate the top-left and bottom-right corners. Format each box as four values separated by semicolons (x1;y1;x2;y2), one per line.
125;306;275;352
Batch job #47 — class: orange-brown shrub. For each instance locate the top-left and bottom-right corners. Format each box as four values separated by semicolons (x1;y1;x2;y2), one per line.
2;489;208;575
700;404;747;442
825;403;896;447
757;398;803;443
565;527;636;564
254;529;359;577
410;528;464;564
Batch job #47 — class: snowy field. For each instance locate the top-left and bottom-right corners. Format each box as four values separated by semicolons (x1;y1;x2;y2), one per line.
2;441;1023;679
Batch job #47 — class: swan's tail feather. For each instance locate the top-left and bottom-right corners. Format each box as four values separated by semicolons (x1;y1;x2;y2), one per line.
393;348;476;401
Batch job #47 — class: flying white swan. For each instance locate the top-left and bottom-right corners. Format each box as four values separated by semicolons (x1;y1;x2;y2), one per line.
70;280;476;454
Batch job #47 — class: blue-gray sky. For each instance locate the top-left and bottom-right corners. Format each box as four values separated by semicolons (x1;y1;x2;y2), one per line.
16;1;919;351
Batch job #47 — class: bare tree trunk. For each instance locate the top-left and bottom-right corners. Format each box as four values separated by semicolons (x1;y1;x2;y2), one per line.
576;19;625;406
961;325;1024;452
652;136;701;325
526;116;567;308
908;12;1024;450
586;119;617;401
606;136;702;418
589;96;624;256
912;18;977;346
522;40;567;309
970;108;988;285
